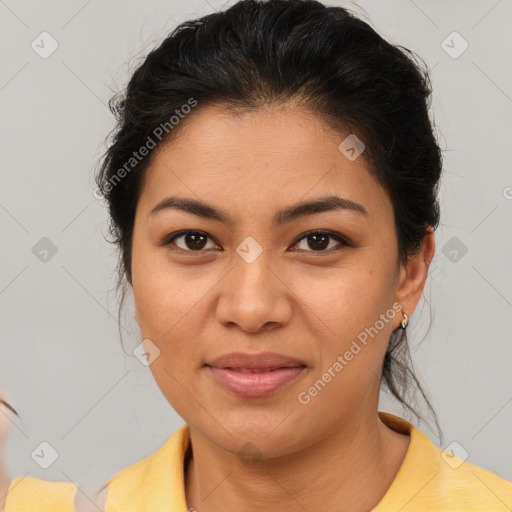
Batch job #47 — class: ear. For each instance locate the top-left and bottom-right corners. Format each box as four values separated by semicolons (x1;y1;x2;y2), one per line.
393;226;435;325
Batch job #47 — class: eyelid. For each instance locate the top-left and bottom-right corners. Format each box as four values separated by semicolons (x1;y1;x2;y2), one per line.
161;229;355;253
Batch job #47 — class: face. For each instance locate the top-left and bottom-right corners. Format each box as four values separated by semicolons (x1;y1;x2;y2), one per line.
130;104;426;458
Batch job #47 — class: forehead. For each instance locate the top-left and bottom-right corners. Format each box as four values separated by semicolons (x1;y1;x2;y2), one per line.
137;104;392;223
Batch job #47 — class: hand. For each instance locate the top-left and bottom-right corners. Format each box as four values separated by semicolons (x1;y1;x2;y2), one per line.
0;391;18;511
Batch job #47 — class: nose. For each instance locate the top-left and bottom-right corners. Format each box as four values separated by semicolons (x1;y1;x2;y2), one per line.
214;250;293;333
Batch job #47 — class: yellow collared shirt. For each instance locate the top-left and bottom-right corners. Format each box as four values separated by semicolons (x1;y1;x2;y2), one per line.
5;412;512;511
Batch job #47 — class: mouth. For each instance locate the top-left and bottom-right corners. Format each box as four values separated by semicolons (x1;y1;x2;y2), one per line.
203;353;307;397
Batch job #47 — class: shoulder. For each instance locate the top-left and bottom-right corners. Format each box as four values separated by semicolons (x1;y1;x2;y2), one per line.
1;425;190;512
3;476;113;512
430;446;512;508
101;424;190;509
4;476;77;511
376;413;512;510
406;430;511;509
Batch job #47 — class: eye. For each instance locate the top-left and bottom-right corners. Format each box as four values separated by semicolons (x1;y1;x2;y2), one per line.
162;229;353;254
290;230;353;254
163;230;219;253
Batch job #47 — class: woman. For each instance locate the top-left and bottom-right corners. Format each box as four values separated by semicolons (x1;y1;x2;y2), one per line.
4;0;511;510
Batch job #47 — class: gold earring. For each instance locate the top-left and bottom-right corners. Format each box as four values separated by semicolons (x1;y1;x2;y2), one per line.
400;312;409;329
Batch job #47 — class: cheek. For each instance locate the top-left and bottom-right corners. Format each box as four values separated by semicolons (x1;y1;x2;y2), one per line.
293;269;397;414
131;250;208;415
131;247;224;393
132;244;205;337
293;261;398;401
296;263;396;339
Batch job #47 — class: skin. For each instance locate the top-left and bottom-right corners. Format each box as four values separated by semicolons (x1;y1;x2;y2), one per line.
128;103;435;512
74;486;108;512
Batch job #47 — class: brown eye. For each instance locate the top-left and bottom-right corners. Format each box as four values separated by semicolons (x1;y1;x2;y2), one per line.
165;231;218;252
305;233;330;251
292;231;352;253
162;230;352;255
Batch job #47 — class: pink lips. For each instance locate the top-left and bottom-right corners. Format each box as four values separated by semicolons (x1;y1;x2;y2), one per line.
204;352;307;398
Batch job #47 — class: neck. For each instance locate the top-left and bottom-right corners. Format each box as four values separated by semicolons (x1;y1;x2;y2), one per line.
184;410;410;512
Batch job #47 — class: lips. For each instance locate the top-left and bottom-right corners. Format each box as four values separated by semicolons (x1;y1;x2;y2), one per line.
222;368;282;373
204;352;307;397
205;352;306;370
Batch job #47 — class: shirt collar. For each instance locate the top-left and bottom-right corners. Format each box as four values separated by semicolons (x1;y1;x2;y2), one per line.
104;411;437;511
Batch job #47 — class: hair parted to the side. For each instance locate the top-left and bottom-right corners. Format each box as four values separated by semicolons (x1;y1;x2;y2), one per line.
95;0;444;442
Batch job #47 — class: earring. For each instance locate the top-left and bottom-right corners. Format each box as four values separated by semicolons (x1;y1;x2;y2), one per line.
400;312;409;329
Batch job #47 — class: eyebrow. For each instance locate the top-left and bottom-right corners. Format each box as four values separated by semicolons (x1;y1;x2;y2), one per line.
149;194;368;226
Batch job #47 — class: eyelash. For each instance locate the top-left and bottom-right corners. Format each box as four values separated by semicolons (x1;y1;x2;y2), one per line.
161;230;354;255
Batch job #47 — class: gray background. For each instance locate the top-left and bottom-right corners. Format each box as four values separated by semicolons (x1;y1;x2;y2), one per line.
0;0;511;497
